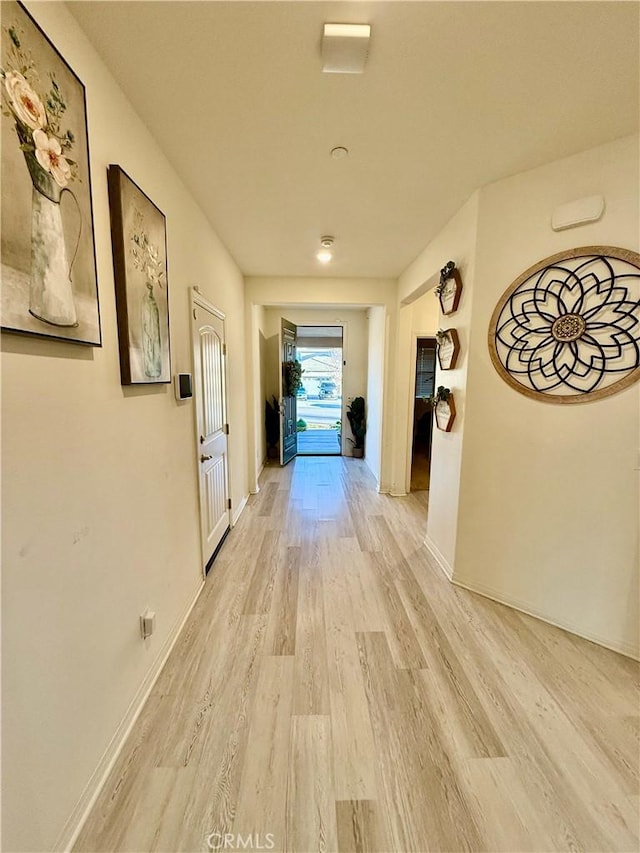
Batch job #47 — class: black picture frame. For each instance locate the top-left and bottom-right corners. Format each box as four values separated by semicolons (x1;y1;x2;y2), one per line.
0;1;101;345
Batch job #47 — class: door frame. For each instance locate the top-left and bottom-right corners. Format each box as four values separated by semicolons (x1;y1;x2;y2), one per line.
191;286;233;576
279;317;298;466
295;323;345;457
405;331;436;494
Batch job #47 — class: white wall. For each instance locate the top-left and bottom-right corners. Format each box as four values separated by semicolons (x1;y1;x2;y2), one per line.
248;303;269;483
455;134;640;657
410;286;441;334
366;306;386;484
1;4;248;851
397;194;480;570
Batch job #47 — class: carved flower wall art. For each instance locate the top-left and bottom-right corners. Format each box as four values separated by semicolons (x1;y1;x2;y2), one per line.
489;248;640;403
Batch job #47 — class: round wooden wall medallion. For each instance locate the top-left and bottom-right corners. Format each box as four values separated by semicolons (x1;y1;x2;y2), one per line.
488;246;640;404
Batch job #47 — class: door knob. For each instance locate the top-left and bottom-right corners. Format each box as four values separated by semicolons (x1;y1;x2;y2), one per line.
200;454;212;462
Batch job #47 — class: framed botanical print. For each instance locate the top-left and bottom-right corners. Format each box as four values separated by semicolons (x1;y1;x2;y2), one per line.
107;165;171;385
0;1;101;345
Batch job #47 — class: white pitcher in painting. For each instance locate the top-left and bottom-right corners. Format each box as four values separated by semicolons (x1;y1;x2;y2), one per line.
23;142;80;327
130;210;165;378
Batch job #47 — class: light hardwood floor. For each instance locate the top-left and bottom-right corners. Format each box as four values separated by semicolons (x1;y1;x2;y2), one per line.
75;457;639;853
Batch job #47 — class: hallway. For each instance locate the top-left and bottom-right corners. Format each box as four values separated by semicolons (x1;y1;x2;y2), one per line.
75;458;638;852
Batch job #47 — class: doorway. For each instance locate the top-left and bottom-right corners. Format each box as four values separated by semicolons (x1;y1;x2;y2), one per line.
295;326;343;456
410;337;436;491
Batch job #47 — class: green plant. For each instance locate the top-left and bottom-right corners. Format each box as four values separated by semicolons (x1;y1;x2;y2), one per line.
284;359;303;396
296;418;307;432
434;260;456;296
265;396;279;449
332;419;341;431
435;328;449;344
429;385;451;406
346;396;366;449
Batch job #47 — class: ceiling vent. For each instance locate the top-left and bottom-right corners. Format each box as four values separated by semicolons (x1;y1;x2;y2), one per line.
322;24;371;74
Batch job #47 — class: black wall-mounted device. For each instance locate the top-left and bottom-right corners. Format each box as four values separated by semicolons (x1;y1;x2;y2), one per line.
174;373;193;400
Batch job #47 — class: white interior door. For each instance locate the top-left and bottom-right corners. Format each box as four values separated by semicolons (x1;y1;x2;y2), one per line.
192;293;231;571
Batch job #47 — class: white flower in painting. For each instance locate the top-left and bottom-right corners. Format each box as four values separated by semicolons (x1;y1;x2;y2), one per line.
33;128;72;188
4;70;47;130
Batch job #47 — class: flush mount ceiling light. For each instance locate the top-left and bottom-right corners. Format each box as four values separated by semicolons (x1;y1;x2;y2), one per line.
322;23;371;74
330;146;349;160
317;235;334;263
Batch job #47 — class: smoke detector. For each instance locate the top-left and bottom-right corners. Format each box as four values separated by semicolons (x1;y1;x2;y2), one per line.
322;24;371;74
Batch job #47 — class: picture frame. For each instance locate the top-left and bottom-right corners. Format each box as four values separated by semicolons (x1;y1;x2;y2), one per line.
436;328;460;370
1;1;101;345
107;165;171;385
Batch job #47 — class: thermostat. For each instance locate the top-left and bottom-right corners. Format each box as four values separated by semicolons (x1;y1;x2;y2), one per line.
174;373;193;400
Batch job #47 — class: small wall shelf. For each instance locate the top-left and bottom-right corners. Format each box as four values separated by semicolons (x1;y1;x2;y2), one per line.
437;262;463;315
434;394;456;432
436;329;460;370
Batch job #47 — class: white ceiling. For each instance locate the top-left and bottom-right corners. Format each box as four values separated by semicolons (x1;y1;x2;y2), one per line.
69;1;639;279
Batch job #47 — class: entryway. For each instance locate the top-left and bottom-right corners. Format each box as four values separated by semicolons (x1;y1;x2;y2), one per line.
410;336;436;491
296;325;343;457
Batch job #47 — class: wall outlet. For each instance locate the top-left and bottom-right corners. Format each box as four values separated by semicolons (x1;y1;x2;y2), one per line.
140;609;155;639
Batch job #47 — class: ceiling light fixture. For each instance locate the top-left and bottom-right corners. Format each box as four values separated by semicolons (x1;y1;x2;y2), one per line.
322;23;371;74
317;235;334;263
330;146;349;160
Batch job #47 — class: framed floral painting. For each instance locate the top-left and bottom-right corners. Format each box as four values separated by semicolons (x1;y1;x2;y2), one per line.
0;1;101;345
107;165;171;385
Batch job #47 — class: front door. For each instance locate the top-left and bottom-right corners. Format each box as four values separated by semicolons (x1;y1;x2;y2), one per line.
279;318;298;465
192;293;231;571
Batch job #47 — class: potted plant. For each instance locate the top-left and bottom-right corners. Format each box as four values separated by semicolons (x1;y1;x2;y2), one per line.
346;396;366;458
335;419;342;447
429;385;451;405
265;396;280;459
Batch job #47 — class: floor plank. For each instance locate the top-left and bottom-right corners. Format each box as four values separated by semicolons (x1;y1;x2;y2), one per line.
285;715;337;853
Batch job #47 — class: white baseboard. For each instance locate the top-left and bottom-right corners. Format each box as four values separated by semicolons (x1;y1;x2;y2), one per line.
390;490;408;497
452;575;640;661
249;463;265;494
54;580;206;852
232;494;249;526
377;486;390;494
424;535;454;580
